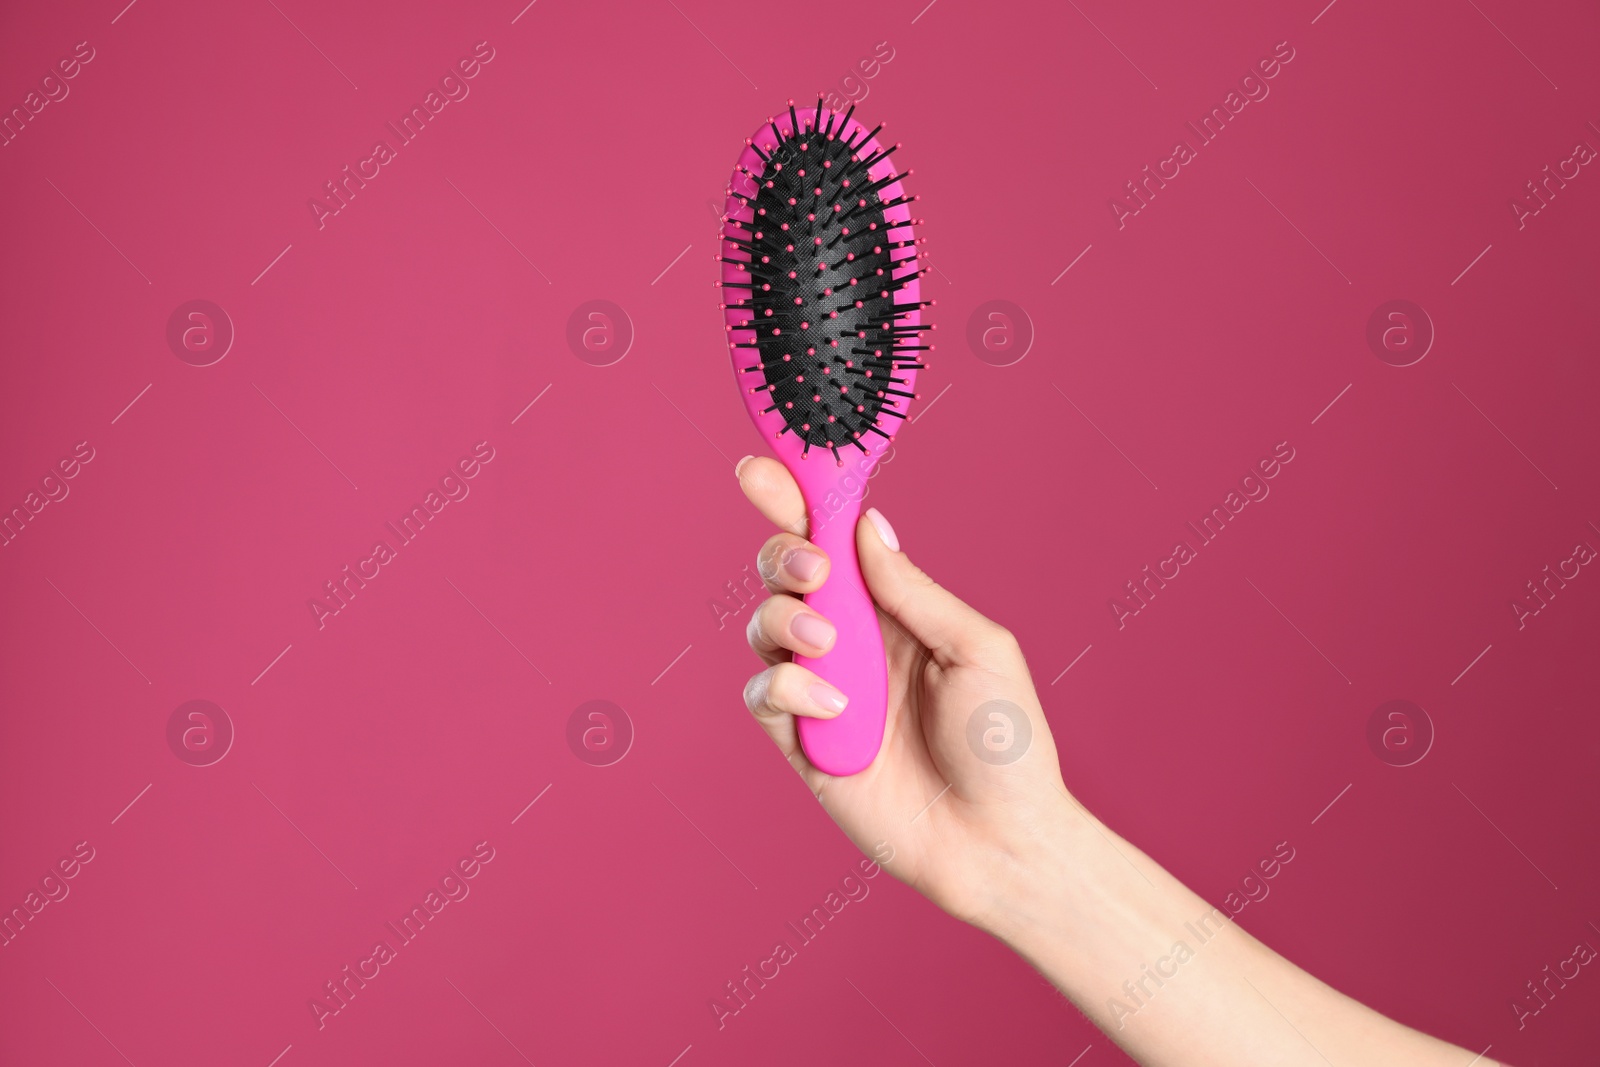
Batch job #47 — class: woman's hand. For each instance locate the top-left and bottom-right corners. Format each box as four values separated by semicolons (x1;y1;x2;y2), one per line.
735;454;1498;1067
735;455;1076;932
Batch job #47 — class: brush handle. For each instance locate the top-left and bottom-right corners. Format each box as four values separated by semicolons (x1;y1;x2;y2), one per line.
792;486;887;776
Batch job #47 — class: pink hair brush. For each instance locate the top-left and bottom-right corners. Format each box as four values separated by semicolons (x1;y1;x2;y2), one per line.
718;99;931;776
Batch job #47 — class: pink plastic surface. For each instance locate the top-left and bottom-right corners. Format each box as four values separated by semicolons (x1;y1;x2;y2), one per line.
720;107;921;775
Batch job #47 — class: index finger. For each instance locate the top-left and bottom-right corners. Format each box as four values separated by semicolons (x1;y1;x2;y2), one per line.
736;455;808;538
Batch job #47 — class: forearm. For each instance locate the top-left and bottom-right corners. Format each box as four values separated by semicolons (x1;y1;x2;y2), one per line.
983;792;1490;1067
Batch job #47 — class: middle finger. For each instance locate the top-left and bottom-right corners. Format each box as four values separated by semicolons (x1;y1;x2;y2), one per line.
757;532;831;594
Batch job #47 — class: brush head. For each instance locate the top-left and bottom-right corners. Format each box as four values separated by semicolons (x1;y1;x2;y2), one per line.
720;99;931;467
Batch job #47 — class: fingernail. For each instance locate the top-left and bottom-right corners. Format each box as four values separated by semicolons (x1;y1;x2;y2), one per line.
866;507;899;551
789;612;836;651
807;682;848;715
735;455;754;480
783;548;826;582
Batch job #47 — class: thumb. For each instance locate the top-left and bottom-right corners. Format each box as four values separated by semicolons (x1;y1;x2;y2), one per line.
856;506;1012;667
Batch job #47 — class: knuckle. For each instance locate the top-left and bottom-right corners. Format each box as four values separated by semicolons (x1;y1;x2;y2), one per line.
745;599;771;647
979;622;1020;656
759;536;820;587
743;667;774;713
906;561;939;590
747;594;801;648
767;662;807;708
756;538;786;583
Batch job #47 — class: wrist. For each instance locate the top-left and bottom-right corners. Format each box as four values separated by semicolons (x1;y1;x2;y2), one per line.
966;783;1111;946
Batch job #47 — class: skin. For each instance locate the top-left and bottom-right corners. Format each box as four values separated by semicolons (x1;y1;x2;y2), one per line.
736;454;1500;1067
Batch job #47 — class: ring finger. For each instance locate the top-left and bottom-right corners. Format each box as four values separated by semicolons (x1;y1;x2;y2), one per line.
744;661;849;757
747;594;837;665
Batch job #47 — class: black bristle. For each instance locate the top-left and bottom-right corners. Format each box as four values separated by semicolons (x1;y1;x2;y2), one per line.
723;100;928;455
835;104;856;137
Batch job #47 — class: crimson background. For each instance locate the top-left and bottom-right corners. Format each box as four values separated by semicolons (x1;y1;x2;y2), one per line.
2;0;1598;1064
